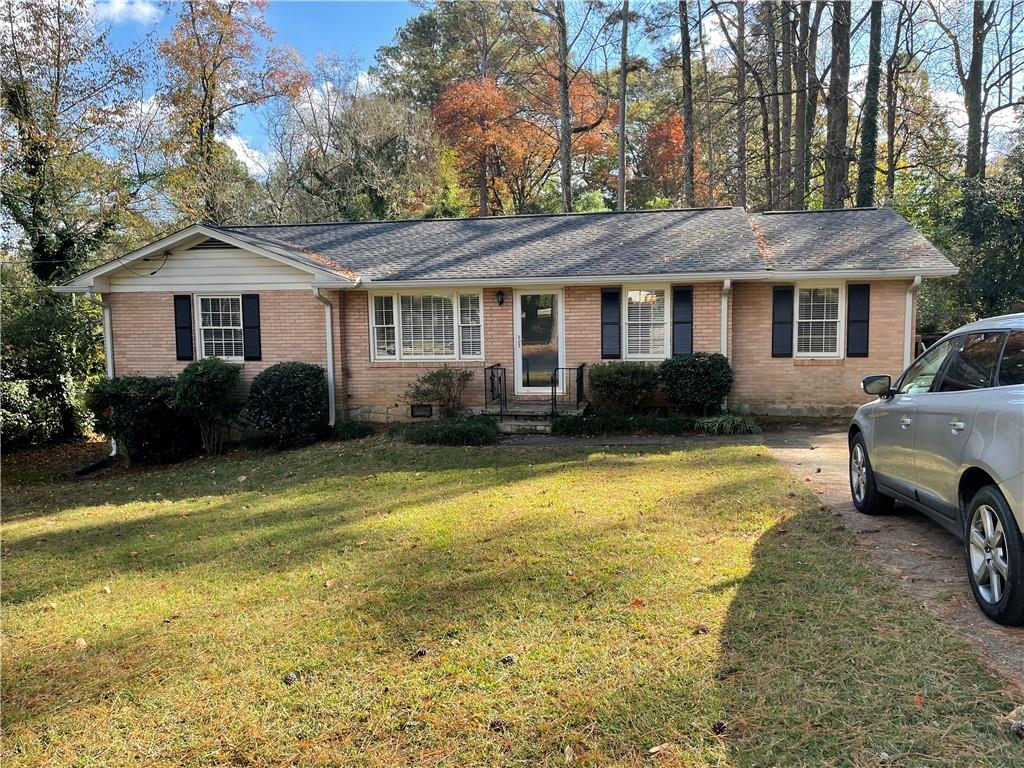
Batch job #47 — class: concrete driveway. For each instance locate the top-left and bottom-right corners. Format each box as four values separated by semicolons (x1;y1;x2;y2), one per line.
764;426;1024;694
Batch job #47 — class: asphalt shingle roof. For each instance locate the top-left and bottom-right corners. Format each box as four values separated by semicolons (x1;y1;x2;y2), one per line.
751;207;955;272
220;207;767;282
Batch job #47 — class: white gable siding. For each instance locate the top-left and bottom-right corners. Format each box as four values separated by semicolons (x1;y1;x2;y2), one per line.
105;245;314;292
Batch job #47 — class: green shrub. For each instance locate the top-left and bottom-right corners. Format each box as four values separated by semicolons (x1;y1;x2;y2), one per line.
243;363;329;448
0;379;65;449
334;420;376;440
395;416;498;446
693;413;761;435
659;353;734;415
176;358;241;455
405;367;474;418
551;413;698;437
88;377;199;464
587;362;660;415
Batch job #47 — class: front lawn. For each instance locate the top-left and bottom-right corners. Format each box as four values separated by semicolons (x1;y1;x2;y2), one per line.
2;440;1019;766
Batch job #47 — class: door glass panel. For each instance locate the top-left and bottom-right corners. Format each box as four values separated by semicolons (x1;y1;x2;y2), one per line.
936;332;1005;391
997;331;1024;386
520;293;558;388
897;339;952;394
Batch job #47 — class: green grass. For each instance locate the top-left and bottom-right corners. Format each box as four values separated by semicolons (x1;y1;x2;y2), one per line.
2;439;1019;767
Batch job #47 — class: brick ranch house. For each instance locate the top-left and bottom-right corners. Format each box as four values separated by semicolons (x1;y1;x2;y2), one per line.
57;206;956;423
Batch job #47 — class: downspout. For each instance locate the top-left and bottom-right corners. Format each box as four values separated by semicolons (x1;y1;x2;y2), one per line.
312;288;337;427
903;275;922;368
720;279;732;357
84;291;116;456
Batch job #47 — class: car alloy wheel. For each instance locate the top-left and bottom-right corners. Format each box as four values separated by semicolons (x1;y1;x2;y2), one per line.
849;441;868;504
968;503;1009;604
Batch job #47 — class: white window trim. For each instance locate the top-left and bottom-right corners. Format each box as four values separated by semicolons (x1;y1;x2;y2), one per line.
194;294;245;363
368;289;485;362
622;284;672;361
793;282;846;360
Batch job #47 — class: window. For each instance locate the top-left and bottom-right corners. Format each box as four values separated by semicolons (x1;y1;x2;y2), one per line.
998;331;1024;386
897;339;953;395
458;294;482;357
937;333;1005;392
795;286;841;356
624;288;667;358
372;295;396;358
198;295;243;360
369;291;483;361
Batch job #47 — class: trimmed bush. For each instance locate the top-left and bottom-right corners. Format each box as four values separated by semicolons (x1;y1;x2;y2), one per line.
552;413;698;437
405;367;474;418
659;353;734;415
693;412;761;435
587;362;660;415
88;377;199;464
395;416;498;446
176;358;241;455
243;363;329;448
334;420;376;441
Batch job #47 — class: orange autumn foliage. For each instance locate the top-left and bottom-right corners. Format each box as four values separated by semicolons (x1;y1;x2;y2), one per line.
640;111;709;204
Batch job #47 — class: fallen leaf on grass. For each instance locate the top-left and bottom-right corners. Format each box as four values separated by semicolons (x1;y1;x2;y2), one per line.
627;598;645;609
692;623;710;636
648;742;676;755
912;694;924;706
74;637;88;651
324;579;337;588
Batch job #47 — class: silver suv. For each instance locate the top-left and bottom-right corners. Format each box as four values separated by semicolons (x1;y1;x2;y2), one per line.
848;313;1024;625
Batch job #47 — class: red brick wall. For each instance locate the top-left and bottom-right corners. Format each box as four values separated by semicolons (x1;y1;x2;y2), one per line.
730;280;911;413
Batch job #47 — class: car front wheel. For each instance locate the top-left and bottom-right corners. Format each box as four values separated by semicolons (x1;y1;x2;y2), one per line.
965;486;1024;626
849;432;894;515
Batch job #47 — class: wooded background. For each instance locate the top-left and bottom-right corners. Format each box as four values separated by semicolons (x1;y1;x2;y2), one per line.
2;0;1022;447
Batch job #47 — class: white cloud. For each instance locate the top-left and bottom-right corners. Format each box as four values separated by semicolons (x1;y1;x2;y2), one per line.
355;70;379;94
224;134;270;177
92;0;160;24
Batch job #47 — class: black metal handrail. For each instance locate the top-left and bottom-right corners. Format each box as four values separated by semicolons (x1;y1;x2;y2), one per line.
550;363;586;416
484;363;507;419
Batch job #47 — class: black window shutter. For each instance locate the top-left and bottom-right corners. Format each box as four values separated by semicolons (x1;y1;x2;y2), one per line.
173;295;194;361
600;288;621;359
846;284;870;357
771;286;794;358
241;294;262;361
672;286;693;355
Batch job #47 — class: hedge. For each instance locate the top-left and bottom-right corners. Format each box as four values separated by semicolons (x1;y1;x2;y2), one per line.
243;363;329;448
659;353;734;415
393;416;498;446
552;412;759;437
587;362;660;415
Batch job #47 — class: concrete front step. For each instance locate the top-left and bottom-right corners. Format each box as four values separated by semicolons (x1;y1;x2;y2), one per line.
497;420;552;435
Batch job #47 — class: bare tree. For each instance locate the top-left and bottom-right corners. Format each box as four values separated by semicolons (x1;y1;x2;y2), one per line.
618;0;629;211
680;0;696;206
856;0;884;207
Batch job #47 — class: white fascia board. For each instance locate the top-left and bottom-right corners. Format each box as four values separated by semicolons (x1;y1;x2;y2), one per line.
55;223;354;292
354;266;957;289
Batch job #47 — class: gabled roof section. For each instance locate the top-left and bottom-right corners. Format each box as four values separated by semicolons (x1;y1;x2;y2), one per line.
55;223;359;292
753;207;957;274
223;207;767;283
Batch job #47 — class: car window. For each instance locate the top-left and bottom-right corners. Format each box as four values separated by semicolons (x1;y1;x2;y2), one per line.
998;330;1024;386
936;332;1005;392
897;338;953;394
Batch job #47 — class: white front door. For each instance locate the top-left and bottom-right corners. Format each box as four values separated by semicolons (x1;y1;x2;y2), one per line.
513;290;565;395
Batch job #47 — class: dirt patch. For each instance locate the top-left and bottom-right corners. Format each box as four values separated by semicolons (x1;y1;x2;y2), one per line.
764;426;1024;694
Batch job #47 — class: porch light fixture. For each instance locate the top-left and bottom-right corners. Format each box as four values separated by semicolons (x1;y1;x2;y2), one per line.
496;290;505;306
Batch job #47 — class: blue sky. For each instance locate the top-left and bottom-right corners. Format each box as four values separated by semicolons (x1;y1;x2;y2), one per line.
98;1;421;162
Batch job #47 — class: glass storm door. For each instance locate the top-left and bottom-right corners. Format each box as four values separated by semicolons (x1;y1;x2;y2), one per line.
514;291;563;394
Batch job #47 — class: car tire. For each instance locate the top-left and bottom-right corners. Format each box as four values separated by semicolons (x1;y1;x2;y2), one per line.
849;432;895;515
964;485;1024;626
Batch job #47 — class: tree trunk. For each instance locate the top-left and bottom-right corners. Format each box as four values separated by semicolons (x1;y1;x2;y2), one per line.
697;0;715;204
793;0;809;208
735;0;747;209
804;2;825;201
964;0;990;180
823;0;851;208
755;75;773;208
856;0;883;207
679;0;696;207
555;0;573;212
618;0;629;211
765;2;781;209
780;1;793;209
478;155;490;216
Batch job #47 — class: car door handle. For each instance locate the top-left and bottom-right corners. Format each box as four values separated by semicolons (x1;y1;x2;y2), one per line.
900;417;913;428
949;420;966;433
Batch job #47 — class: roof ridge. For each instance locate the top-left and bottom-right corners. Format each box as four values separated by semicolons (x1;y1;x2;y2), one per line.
760;206;880;216
221;206;740;229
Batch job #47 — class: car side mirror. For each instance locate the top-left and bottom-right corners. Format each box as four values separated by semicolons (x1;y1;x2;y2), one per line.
862;374;893;398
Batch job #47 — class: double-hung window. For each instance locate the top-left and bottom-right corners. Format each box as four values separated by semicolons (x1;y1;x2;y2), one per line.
795;286;842;357
624;288;668;359
370;292;483;361
198;295;244;360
